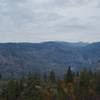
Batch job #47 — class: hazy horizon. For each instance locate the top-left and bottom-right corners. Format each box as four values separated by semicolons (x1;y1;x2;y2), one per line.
0;40;99;44
0;0;100;42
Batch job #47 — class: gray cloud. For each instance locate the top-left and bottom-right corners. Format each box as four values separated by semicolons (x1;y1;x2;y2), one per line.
0;0;100;42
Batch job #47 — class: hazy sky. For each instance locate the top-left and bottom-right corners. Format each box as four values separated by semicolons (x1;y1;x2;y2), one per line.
0;0;100;42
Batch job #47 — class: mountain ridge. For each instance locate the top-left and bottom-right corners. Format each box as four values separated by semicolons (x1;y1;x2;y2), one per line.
0;41;99;77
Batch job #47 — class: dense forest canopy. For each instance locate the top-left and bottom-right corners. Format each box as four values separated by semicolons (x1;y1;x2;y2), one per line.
0;67;100;100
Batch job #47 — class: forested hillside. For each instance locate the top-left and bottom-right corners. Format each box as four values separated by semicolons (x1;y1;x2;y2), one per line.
0;42;100;77
0;67;100;100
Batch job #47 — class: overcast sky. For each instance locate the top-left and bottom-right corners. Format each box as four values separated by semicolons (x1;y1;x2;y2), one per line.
0;0;100;42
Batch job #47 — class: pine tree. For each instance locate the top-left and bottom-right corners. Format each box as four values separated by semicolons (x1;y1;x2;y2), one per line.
64;67;74;84
48;70;56;83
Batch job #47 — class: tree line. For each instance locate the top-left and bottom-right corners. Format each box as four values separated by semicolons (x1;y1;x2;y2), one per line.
0;67;100;100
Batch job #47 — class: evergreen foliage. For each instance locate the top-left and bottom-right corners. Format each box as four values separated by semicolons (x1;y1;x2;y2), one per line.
0;68;99;100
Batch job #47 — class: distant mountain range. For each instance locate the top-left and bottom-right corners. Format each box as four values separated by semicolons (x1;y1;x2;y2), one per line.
0;41;100;77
